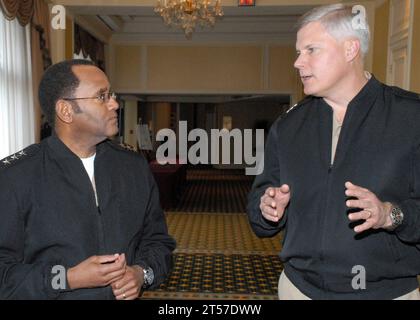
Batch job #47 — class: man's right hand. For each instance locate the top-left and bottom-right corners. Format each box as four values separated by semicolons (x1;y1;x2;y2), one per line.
67;253;127;290
259;185;291;222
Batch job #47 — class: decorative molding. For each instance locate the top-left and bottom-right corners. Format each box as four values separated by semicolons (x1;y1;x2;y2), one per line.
73;15;112;43
406;0;414;91
56;4;307;45
389;27;410;46
387;0;413;89
97;15;123;32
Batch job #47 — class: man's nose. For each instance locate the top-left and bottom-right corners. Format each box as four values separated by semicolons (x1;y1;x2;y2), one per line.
108;97;119;110
294;54;303;69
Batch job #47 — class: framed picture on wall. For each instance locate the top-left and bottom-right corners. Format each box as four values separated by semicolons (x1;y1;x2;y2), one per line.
238;0;255;6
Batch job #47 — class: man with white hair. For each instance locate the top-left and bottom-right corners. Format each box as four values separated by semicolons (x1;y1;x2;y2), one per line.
248;3;420;299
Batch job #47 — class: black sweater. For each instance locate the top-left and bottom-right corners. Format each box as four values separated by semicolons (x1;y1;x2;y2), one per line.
0;135;176;299
247;77;420;299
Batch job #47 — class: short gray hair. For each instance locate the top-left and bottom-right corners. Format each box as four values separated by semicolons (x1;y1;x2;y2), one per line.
297;3;370;56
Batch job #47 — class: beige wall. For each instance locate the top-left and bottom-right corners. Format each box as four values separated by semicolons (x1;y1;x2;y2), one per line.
269;46;297;93
410;0;420;93
112;44;298;95
147;46;263;93
113;45;143;90
372;0;389;83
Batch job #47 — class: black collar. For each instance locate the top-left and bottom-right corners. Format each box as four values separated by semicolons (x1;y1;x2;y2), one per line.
46;134;110;161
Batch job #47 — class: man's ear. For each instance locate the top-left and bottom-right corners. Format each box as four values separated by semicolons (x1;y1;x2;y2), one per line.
344;39;361;62
55;99;74;124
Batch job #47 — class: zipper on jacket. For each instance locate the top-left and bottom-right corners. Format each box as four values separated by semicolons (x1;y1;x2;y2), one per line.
96;206;106;254
318;163;335;292
90;176;105;254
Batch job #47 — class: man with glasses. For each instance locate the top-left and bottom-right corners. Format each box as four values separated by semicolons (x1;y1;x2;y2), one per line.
0;59;176;299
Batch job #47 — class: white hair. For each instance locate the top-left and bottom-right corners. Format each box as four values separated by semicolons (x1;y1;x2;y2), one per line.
297;3;370;56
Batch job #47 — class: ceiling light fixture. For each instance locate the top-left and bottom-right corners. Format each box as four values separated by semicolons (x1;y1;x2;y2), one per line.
154;0;224;39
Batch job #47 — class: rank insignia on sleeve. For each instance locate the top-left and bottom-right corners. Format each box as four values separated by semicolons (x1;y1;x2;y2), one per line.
0;145;38;168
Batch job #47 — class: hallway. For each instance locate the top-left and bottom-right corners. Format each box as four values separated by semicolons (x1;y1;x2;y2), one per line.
143;168;283;300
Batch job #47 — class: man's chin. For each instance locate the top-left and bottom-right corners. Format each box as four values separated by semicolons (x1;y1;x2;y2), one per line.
108;126;119;137
103;132;118;141
303;88;313;96
303;87;320;97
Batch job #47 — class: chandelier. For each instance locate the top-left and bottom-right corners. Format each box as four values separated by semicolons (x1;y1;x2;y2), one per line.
154;0;224;39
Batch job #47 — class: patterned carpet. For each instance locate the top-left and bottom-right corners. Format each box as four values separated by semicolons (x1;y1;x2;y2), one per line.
143;168;283;300
165;212;281;255
144;253;283;300
143;212;283;300
174;169;254;213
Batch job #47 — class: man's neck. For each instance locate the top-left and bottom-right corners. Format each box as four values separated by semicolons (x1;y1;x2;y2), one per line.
61;137;97;158
323;70;370;119
55;128;98;158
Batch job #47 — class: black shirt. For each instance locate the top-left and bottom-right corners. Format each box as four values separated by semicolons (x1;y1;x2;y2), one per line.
0;135;176;299
248;77;420;299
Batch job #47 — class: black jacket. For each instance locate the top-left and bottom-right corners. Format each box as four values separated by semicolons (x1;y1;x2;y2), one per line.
0;135;176;299
247;77;420;299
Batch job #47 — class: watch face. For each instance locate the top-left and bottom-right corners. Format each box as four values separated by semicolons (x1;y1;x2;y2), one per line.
391;206;404;226
143;267;154;287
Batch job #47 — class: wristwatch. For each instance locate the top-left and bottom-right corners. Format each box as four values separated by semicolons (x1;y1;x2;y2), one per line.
142;266;154;289
388;205;404;230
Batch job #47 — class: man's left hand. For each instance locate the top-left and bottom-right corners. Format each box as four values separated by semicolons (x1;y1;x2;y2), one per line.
345;181;393;233
111;265;144;300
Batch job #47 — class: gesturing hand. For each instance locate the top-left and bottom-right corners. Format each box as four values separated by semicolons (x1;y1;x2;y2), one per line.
345;181;393;233
259;184;291;222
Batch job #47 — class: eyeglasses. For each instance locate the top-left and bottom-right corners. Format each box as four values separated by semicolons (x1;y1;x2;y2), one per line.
63;92;117;104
